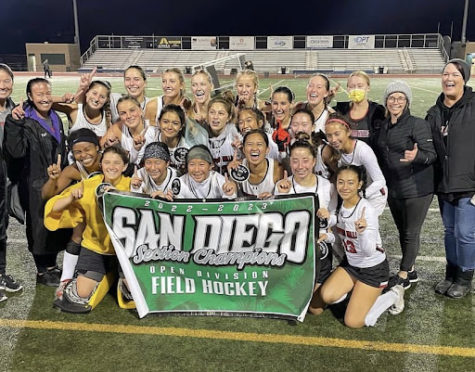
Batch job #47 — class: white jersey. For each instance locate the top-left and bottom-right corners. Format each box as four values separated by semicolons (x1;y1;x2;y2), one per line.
338;140;387;215
274;175;336;209
314;109;329;134
208;124;240;174
131;166;178;195
176;171;236;200
241;158;276;196
158;133;192;170
314;144;331;179
336;198;385;268
154;96;164;124
121;124;158;165
274;174;337;241
110;92;150;124
69;104;108;137
266;133;280;161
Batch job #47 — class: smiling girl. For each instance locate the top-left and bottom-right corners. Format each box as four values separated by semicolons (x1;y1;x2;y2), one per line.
207;96;240;174
45;145;132;313
309;165;405;328
101;95;157;165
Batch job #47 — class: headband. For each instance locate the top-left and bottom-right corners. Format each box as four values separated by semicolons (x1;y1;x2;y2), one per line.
143;143;170;162
326;118;351;129
71;135;99;146
187;146;213;164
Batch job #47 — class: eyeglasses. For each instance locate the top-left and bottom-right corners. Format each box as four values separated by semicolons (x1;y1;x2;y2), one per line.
387;96;407;104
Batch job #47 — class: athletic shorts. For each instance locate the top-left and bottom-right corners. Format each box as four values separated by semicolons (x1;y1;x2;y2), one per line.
75;247;117;276
316;241;333;284
340;257;389;288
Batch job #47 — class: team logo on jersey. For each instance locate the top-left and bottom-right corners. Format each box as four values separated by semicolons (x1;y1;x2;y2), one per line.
209;138;226;150
174;147;189;164
319;218;328;229
171;178;181;196
318;241;329;260
230;164;250;183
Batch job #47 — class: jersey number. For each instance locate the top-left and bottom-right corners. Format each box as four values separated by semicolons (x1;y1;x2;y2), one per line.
343;239;357;254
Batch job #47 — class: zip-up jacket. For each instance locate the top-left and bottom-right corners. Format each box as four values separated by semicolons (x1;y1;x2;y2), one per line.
426;87;475;196
375;110;436;199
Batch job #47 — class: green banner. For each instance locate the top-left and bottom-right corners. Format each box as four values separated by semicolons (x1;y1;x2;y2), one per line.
103;192;316;321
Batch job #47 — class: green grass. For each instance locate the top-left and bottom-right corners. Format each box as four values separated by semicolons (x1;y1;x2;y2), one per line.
1;75;474;372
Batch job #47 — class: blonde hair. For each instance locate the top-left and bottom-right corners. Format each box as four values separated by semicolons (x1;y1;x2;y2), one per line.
163;68;186;96
235;69;259;90
347;70;370;87
191;69;213;86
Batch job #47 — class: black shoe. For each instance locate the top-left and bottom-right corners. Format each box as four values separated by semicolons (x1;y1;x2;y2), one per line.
37;266;62;287
435;279;453;295
388;274;411;290
0;289;7;303
0;274;23;292
446;268;473;299
407;270;419;283
446;283;472;298
434;263;457;295
53;295;92;314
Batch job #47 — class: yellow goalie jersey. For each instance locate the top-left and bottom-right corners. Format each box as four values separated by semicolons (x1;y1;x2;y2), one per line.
44;174;131;255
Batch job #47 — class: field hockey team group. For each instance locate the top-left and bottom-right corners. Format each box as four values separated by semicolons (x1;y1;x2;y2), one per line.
0;58;473;327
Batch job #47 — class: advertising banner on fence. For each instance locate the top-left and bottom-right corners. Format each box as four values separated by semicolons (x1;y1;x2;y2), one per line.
191;36;217;50
348;35;375;49
102;192;316;321
306;35;333;49
229;36;255;50
156;37;182;49
267;36;293;50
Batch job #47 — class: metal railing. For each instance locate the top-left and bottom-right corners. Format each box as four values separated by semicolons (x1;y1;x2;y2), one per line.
81;33;448;65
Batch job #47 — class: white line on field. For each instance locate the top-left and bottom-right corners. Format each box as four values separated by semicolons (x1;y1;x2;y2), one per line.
389;254;445;262
410;85;440;95
384;207;439;213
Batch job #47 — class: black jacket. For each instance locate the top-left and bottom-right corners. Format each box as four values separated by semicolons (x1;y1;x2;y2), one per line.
333;100;385;149
3;108;70;254
426;87;475;196
375;110;436;199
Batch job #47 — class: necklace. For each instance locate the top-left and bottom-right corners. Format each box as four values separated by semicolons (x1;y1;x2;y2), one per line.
188;174;212;199
340;198;362;220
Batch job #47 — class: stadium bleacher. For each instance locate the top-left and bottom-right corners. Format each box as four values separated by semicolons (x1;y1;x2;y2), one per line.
80;34;447;74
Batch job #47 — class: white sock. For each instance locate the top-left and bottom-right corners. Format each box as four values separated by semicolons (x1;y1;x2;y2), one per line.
60;252;79;282
364;291;398;327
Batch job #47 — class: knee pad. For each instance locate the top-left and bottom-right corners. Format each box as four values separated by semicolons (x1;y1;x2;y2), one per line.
117;278;136;310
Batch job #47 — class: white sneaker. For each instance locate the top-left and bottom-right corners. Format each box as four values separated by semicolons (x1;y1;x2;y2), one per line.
389;284;405;315
0;289;7;303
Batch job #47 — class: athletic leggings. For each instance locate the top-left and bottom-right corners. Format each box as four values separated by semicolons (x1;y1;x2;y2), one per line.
388;193;433;272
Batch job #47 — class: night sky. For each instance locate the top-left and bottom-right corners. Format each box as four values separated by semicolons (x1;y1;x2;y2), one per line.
1;0;474;54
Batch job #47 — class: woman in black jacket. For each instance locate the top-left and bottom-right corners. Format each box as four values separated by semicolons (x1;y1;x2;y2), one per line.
3;78;70;286
426;59;475;298
333;70;385;150
0;63;23;300
375;80;436;289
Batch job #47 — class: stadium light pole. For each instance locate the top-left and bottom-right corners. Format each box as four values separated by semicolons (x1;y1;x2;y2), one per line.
461;0;469;44
72;0;80;48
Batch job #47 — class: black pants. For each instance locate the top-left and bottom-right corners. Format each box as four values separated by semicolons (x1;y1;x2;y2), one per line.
388;193;433;272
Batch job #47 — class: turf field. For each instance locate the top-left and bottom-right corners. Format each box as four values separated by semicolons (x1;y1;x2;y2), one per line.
0;75;474;372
